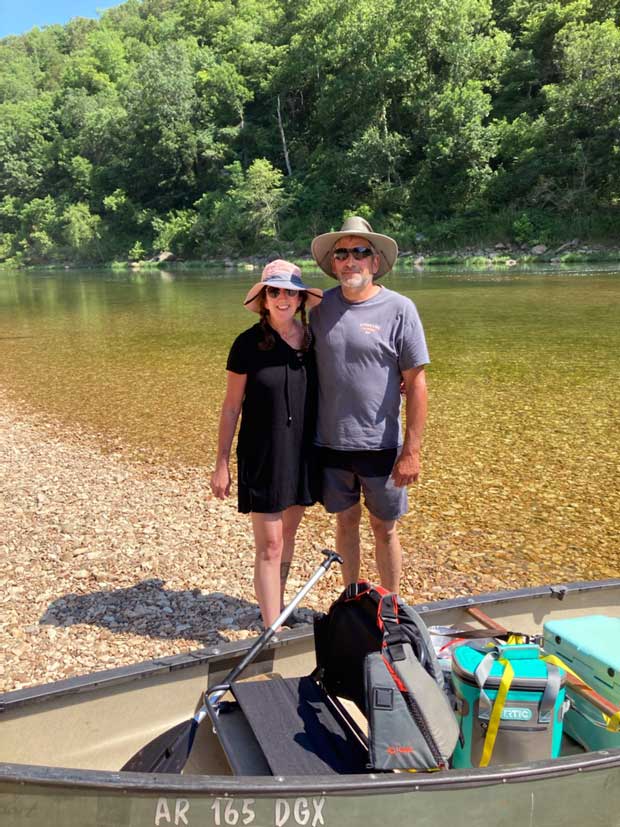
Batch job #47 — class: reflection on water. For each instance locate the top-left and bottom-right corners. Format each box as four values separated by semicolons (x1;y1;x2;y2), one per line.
0;268;257;464
1;265;618;583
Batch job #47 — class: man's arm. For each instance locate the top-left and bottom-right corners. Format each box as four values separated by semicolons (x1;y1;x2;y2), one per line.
391;365;428;487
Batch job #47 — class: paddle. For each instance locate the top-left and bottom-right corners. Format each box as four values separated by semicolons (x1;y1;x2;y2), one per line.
122;549;343;774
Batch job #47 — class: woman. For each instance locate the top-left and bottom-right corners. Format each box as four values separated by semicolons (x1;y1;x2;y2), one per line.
210;260;323;628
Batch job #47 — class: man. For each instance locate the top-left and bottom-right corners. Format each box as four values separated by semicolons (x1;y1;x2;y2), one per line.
310;216;429;592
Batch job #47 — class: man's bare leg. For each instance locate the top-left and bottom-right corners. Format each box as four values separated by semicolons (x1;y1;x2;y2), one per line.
368;514;402;593
335;502;362;586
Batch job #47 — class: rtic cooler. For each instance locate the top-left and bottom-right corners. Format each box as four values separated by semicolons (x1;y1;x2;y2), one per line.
544;615;620;751
451;643;566;768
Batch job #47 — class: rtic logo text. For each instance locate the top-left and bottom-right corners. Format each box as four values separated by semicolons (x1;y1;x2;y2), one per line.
501;707;533;721
359;323;380;335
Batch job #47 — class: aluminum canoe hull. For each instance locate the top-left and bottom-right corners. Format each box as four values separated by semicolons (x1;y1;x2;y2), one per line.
1;579;620;827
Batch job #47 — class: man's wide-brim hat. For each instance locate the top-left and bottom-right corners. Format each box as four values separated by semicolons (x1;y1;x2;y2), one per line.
243;259;323;313
311;216;398;279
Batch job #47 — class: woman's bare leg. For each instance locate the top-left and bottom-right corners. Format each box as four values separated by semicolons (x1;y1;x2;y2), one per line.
252;505;304;627
279;505;305;610
251;512;284;627
251;507;305;628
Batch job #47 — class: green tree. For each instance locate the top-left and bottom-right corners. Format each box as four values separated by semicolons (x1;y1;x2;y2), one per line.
543;20;620;206
18;195;59;263
152;209;196;255
228;158;287;246
493;17;620;211
0;95;57;199
123;41;199;207
62;202;101;257
195;158;287;253
0;0;618;264
0;41;42;103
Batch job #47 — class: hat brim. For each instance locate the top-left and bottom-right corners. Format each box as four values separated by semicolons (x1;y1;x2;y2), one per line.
311;230;398;279
243;282;323;313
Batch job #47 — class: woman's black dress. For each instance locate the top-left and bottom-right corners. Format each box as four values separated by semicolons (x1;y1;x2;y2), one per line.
226;323;318;514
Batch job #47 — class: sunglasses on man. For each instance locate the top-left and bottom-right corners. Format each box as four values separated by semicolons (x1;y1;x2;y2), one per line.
265;286;303;298
332;246;374;261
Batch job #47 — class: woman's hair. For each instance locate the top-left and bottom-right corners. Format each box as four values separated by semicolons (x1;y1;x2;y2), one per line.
257;291;275;351
258;289;310;351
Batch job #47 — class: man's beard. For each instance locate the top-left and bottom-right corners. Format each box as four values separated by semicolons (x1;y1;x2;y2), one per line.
340;272;371;290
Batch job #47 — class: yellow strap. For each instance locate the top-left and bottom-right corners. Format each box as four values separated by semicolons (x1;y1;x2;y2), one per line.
543;654;620;733
479;657;514;767
507;634;527;645
542;653;582;681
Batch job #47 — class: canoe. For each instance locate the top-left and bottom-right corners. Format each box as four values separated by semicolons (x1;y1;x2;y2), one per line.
2;577;620;827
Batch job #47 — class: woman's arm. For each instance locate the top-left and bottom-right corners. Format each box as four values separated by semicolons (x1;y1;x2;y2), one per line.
210;371;247;499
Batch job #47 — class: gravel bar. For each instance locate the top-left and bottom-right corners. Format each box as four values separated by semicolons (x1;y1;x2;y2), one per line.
0;390;506;693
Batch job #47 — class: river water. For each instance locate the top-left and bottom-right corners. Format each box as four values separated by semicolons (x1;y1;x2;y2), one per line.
0;265;618;586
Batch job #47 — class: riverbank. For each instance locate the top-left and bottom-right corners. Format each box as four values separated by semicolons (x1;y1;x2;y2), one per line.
3;238;620;273
193;241;620;271
1;393;512;695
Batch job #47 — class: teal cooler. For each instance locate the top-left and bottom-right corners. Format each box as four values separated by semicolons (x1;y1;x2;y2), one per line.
544;615;620;752
451;643;567;768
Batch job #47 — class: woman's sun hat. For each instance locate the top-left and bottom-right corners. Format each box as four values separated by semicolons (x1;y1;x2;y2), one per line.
311;216;398;279
243;259;323;313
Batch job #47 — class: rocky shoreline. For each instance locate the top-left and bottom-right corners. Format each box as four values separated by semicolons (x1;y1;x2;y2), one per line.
6;238;620;274
400;238;620;267
0;393;310;693
127;239;620;271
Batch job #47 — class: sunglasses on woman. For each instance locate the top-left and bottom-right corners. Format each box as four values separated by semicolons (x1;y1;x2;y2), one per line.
332;246;374;261
265;286;302;298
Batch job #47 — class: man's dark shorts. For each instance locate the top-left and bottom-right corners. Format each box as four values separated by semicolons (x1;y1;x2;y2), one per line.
319;448;408;521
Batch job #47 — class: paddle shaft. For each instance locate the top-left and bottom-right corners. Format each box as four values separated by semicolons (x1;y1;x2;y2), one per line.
214;549;343;692
466;606;620;720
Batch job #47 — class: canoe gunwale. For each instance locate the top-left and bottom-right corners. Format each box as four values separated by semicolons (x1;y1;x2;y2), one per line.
1;747;620;795
0;635;292;713
413;577;620;615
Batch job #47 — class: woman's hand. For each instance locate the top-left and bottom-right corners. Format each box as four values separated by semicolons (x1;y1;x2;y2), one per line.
210;464;231;499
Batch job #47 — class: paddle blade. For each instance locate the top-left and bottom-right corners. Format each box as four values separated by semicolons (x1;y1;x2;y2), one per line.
121;718;197;774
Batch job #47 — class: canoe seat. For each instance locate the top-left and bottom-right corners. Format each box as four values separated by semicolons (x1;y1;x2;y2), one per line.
212;676;369;775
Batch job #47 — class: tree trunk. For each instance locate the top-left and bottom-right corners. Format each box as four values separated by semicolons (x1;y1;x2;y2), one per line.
277;95;292;176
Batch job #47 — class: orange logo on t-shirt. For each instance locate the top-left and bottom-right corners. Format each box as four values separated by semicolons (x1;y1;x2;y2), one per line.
360;323;380;335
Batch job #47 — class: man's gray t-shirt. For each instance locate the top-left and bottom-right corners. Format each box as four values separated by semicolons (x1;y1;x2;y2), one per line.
310;286;430;450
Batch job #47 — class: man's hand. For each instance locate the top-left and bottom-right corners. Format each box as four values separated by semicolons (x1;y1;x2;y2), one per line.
210;464;231;499
391;449;421;487
393;366;427;487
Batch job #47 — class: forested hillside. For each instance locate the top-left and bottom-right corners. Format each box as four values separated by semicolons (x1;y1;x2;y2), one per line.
1;0;619;264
